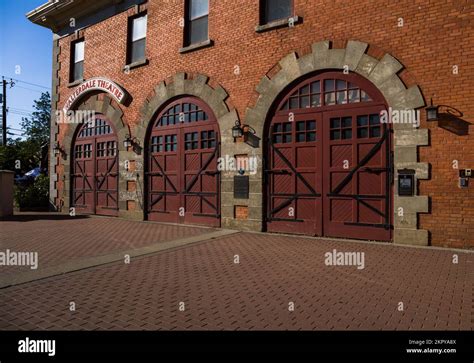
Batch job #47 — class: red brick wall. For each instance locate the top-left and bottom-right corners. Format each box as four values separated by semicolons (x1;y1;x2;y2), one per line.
54;0;474;248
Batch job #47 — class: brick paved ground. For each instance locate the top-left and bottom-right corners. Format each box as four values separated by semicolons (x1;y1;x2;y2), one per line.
0;213;215;277
0;220;472;331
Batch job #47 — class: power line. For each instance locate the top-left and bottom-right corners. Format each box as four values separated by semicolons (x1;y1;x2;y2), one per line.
0;76;50;90
9;107;35;114
8;127;25;132
9;111;33;118
14;85;45;93
9;109;33;115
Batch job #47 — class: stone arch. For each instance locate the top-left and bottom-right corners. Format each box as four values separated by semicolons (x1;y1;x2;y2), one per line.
246;40;430;245
135;73;242;227
60;94;128;211
135;73;238;143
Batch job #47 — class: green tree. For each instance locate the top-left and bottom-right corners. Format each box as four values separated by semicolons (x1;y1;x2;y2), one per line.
0;91;51;173
21;91;50;145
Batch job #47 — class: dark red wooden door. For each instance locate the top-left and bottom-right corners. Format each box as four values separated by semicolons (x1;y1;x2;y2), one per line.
266;113;323;235
72;117;119;216
146;97;220;227
323;106;392;241
266;72;392;241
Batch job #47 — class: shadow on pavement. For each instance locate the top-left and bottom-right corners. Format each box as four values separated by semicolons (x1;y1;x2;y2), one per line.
1;213;91;222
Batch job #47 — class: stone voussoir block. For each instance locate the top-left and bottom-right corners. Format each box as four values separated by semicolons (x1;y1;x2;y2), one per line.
311;40;330;69
343;40;368;70
368;54;403;87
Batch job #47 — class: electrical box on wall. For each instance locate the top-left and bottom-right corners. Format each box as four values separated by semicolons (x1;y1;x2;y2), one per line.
459;169;472;188
398;169;415;197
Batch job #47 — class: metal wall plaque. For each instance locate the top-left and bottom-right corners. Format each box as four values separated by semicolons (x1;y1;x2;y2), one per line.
234;175;249;199
398;169;415;196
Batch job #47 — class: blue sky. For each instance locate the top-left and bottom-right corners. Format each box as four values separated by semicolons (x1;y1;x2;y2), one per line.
0;0;53;138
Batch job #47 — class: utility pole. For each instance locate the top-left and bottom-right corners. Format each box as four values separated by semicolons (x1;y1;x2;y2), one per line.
2;77;6;146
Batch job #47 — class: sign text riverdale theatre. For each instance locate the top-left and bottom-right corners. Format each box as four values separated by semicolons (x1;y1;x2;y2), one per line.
63;77;127;114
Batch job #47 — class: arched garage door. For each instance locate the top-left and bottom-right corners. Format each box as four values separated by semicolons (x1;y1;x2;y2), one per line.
265;72;393;241
71;116;119;216
146;97;220;227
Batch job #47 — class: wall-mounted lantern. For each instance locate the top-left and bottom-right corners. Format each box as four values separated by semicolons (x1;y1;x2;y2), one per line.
123;135;133;149
53;142;65;156
124;134;140;149
425;99;439;122
426;98;464;122
232;121;244;140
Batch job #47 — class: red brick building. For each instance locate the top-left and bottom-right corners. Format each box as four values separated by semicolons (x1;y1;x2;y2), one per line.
28;0;473;248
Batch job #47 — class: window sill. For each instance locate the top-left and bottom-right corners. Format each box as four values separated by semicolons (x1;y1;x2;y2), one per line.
179;39;214;54
255;15;302;33
67;79;84;88
123;58;149;72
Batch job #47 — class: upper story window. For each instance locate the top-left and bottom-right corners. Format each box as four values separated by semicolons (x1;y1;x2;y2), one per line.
185;0;209;46
261;0;293;24
71;40;84;82
128;13;147;64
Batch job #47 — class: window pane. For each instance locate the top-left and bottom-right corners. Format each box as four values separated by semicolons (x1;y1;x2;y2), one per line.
190;0;208;19
336;91;347;104
370;126;381;138
289;97;298;109
361;90;372;102
306;132;316;141
73;61;83;81
357;115;368;126
189;16;208;44
307;121;316;130
296;133;305;142
300;95;310;108
132;15;147;41
325;92;335;105
300;85;310;95
265;0;292;23
357;128;369;138
341;117;351;128
342;129;352;139
369;114;380;125
324;79;334;92
74;41;84;62
336;80;346;90
330;130;340;140
296;122;305;131
311;95;321;107
348;89;360;103
330;118;340;129
310;81;320;93
131;38;146;63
